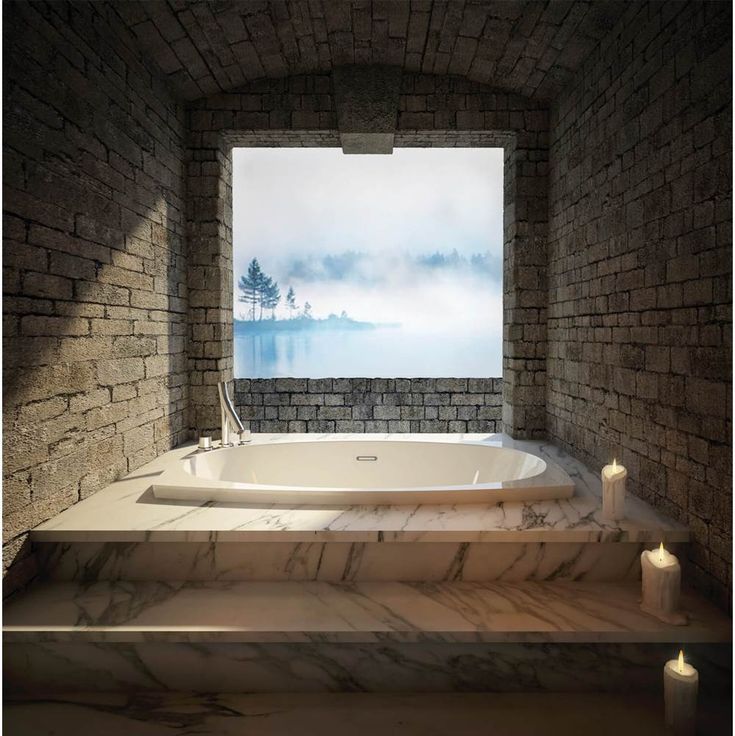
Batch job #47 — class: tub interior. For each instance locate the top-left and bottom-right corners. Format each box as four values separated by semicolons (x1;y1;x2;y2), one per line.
183;441;546;489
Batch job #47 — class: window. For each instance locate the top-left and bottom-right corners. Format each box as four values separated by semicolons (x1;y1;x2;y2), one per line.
232;147;503;378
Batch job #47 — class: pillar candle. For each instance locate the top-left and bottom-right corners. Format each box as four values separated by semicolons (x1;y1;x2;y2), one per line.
664;650;698;735
641;543;687;625
601;459;627;520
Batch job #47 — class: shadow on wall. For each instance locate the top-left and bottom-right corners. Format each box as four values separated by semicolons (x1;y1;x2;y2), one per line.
2;1;188;596
3;197;189;595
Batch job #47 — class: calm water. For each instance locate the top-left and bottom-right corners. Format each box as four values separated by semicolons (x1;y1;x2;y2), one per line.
234;327;501;378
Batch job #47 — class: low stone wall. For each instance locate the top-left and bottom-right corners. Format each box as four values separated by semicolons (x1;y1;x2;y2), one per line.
233;378;502;434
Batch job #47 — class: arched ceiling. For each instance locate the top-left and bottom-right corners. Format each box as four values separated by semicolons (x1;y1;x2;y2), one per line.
117;0;625;102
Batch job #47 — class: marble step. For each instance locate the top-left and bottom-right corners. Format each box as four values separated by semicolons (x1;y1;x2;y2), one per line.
4;692;732;736
4;580;729;644
5;640;731;695
35;540;683;583
6;579;730;695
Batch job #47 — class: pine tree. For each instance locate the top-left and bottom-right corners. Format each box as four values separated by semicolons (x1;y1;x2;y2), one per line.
286;286;297;319
303;301;313;319
238;258;265;321
262;277;281;319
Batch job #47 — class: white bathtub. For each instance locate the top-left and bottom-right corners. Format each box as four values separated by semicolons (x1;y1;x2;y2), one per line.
151;437;575;505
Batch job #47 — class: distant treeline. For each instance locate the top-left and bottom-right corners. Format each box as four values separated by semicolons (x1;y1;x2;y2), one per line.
283;248;502;284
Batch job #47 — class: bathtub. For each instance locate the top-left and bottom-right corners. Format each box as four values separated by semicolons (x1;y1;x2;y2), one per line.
151;437;575;505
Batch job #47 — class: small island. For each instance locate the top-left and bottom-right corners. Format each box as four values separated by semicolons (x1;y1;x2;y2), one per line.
235;314;385;334
235;258;399;334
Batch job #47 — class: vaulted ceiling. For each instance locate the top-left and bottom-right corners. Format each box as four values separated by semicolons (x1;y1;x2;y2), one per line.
117;0;625;101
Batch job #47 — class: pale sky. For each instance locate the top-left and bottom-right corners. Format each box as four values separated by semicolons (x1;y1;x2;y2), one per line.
232;147;504;332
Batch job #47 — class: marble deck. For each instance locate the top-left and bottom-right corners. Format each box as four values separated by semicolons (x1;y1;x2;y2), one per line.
31;434;689;544
6;692;731;736
4;580;730;644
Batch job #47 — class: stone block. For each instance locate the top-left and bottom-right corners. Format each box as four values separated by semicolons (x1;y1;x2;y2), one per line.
333;65;402;153
23;272;73;300
364;420;389;432
373;405;400;420
97;358;145;385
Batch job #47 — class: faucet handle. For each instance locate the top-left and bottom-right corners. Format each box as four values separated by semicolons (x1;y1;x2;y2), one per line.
237;429;252;445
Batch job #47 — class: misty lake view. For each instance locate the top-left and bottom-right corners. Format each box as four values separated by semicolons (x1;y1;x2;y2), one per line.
232;148;504;379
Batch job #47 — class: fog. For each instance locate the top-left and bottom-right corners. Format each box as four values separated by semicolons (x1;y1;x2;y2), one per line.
232;147;503;337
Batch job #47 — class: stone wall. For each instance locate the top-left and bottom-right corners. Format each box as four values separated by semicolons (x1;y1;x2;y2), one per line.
4;0;730;614
3;2;188;593
187;71;549;439
118;0;625;104
547;0;732;606
233;378;502;434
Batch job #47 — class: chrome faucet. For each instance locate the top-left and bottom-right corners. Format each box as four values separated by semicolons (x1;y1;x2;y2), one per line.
217;381;245;447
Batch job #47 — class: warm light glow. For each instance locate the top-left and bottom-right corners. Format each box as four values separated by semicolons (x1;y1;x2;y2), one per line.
678;650;684;674
612;458;618;471
659;542;665;563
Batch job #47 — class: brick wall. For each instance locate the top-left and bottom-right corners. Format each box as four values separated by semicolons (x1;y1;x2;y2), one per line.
547;1;732;606
3;2;188;594
233;378;502;434
187;72;549;439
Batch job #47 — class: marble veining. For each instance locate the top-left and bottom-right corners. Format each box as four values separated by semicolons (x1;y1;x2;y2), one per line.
4;580;729;644
5;640;731;695
38;540;661;583
31;434;688;544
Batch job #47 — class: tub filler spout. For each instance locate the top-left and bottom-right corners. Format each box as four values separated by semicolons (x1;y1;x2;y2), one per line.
217;381;245;447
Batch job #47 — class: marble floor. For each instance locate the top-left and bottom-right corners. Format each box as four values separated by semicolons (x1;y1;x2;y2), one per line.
4;692;731;736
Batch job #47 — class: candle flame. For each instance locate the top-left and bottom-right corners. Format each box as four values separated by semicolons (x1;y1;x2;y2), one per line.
612;458;618;471
678;650;684;673
659;542;665;563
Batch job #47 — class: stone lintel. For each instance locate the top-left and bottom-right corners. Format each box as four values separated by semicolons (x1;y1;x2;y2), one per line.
340;132;394;154
333;65;402;154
